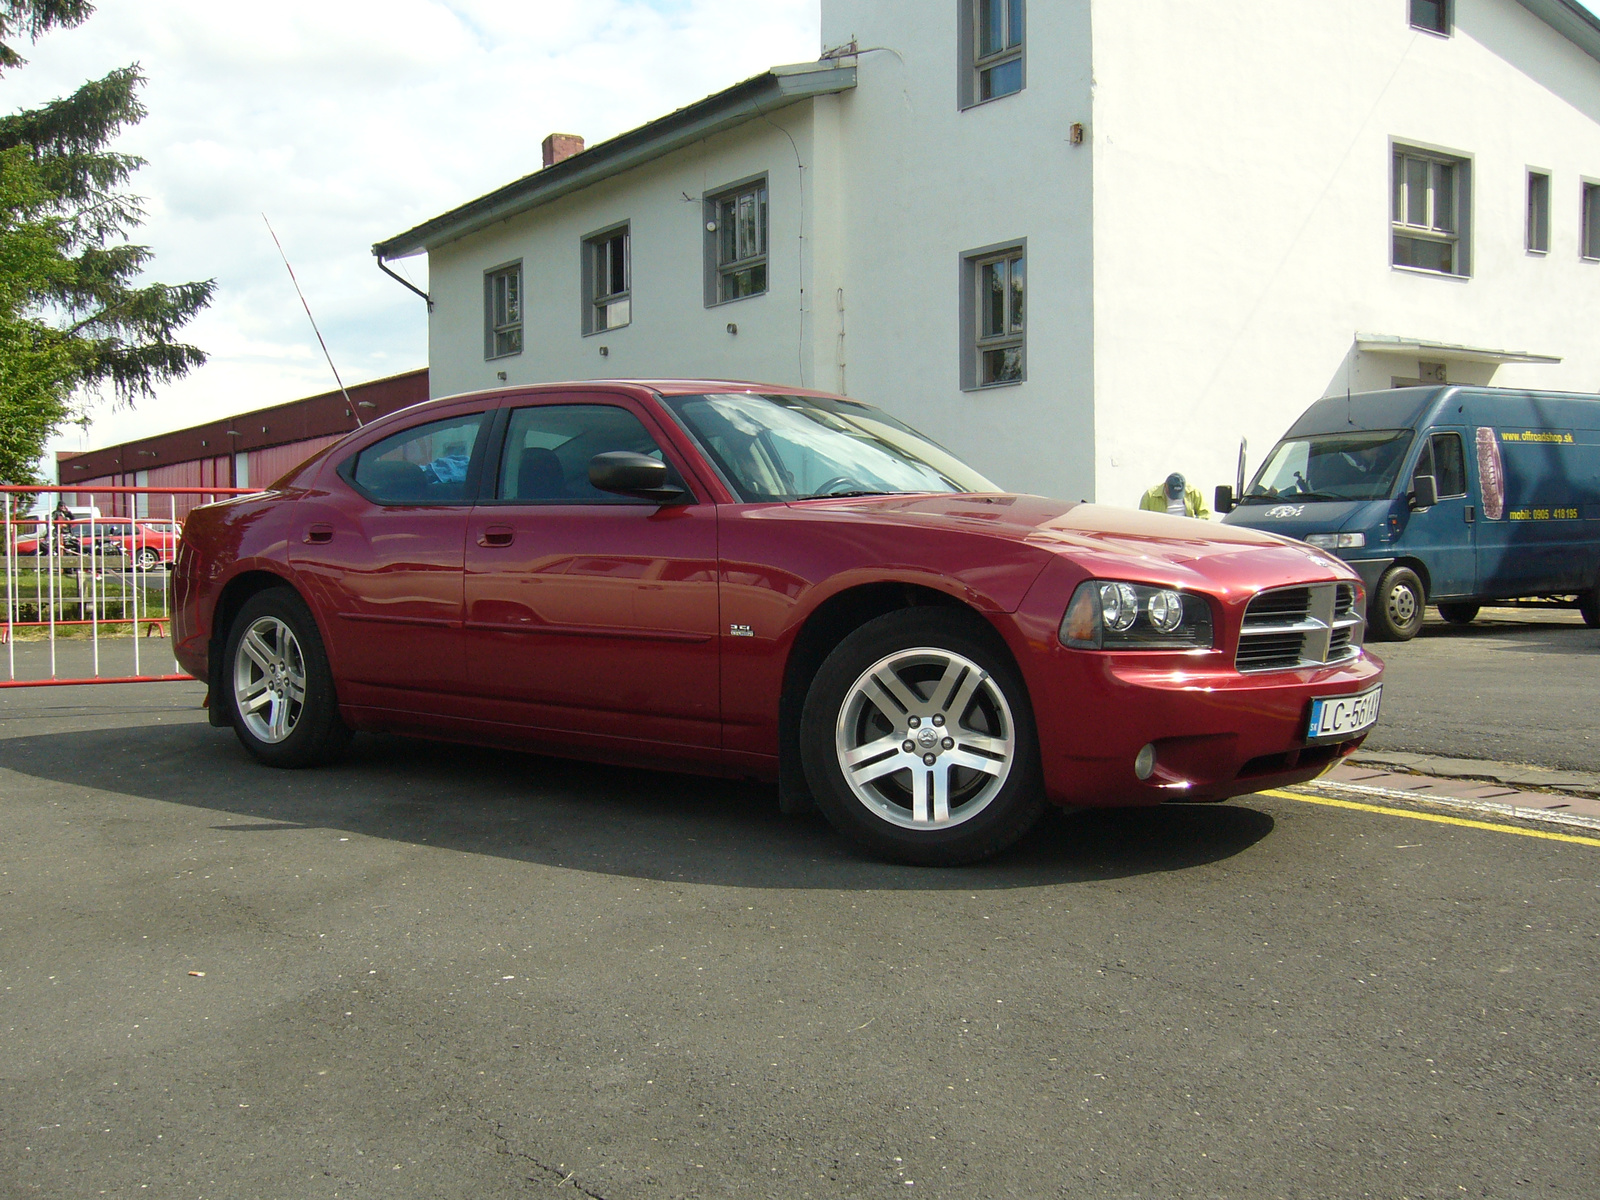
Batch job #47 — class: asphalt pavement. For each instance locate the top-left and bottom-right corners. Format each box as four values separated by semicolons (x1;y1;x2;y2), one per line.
1358;606;1600;775
2;676;1596;1199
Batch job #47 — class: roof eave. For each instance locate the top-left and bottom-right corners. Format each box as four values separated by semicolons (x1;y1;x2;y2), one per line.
373;61;856;261
1515;0;1600;64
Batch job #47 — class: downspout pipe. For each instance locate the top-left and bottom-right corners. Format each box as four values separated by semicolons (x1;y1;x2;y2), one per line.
374;250;432;311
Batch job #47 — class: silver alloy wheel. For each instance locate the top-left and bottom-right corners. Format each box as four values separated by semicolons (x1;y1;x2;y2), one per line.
233;615;308;744
1386;581;1418;626
834;647;1016;830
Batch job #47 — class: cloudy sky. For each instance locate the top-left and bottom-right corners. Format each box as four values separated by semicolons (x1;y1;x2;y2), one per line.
9;0;1600;470
9;0;821;467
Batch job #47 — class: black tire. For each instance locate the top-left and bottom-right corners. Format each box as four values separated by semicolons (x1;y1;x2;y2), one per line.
799;608;1046;865
1369;566;1426;641
222;588;350;767
135;546;160;569
1437;601;1479;626
1581;583;1599;629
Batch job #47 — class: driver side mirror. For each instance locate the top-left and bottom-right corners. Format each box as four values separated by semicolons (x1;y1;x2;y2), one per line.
1409;473;1438;510
588;451;689;505
1214;484;1235;515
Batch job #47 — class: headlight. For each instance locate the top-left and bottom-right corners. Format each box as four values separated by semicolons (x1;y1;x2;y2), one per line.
1303;532;1366;549
1059;580;1215;650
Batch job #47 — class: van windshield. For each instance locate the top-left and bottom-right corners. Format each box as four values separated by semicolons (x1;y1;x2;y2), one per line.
1242;429;1415;503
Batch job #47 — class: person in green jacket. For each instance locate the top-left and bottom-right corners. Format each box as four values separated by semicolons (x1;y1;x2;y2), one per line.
1139;472;1211;519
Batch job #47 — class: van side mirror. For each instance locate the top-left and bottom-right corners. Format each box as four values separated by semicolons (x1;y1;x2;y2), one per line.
588;451;689;504
1409;473;1438;510
1214;484;1235;515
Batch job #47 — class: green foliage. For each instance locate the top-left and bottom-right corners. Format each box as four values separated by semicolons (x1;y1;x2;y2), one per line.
0;1;214;486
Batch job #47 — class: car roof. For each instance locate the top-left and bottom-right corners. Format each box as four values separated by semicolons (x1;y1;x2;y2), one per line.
435;379;865;403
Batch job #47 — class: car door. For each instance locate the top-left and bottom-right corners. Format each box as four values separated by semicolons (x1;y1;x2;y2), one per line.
289;406;490;703
1404;428;1476;598
462;397;720;750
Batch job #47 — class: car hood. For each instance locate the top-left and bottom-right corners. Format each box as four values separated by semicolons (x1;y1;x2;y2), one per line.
791;494;1355;592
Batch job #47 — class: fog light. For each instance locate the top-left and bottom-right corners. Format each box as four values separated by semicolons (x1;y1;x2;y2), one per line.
1134;743;1156;780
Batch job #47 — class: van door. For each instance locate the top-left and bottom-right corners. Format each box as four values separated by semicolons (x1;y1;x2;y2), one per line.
1402;429;1475;599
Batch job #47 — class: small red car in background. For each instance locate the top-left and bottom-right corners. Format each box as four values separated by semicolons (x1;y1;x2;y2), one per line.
174;381;1383;865
97;520;182;568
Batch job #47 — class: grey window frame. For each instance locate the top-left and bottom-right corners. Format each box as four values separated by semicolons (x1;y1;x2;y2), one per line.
484;260;523;360
581;222;631;335
1409;0;1451;35
703;174;769;307
1582;179;1600;260
1391;144;1471;277
958;0;1025;110
1527;169;1551;254
959;239;1026;391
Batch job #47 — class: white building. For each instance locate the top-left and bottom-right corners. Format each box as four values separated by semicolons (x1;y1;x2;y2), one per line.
375;0;1600;506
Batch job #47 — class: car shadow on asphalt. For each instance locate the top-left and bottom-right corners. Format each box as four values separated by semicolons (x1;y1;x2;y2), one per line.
1410;616;1599;655
1;722;1276;890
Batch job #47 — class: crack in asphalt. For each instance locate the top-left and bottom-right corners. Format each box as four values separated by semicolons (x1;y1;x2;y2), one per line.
492;1124;610;1198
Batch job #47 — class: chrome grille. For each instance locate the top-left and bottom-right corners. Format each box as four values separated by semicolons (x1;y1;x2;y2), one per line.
1236;581;1365;673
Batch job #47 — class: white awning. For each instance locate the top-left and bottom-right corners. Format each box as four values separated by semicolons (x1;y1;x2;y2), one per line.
1355;334;1562;366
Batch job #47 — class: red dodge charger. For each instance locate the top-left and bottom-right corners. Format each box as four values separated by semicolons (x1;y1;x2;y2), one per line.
173;381;1382;864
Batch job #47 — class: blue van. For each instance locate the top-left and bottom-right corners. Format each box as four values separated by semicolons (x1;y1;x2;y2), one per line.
1216;386;1600;640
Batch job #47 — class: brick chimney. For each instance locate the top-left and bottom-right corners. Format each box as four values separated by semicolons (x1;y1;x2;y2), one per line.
541;133;584;168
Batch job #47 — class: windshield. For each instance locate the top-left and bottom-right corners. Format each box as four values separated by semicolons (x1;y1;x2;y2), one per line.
661;392;1000;502
1243;429;1415;503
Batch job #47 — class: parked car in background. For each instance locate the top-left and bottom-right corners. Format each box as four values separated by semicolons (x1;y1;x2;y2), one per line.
175;380;1383;865
1217;386;1600;639
95;520;183;568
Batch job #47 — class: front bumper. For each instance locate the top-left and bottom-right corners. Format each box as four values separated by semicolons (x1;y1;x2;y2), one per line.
1004;614;1383;809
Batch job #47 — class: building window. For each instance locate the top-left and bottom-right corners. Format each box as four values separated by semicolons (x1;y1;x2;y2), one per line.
484;262;523;359
1392;147;1470;276
1409;0;1450;34
960;241;1025;390
959;0;1024;108
1583;182;1600;260
1527;170;1550;254
582;224;630;334
705;178;768;305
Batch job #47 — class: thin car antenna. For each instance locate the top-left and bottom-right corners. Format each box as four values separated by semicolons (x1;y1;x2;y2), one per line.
263;214;362;427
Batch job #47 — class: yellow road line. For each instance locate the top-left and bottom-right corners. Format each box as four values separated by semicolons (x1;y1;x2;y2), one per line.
1258;788;1600;848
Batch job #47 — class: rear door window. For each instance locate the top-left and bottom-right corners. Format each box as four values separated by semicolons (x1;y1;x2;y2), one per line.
349;414;487;504
496;404;684;504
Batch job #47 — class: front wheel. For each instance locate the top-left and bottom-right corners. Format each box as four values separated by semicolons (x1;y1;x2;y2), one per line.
1581;577;1600;628
1437;601;1479;626
223;588;350;767
800;609;1046;865
1369;566;1426;641
135;546;160;569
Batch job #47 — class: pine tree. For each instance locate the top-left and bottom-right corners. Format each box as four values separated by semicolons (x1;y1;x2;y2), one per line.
0;0;213;486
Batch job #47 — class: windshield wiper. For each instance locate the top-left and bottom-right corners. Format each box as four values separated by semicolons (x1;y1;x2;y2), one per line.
799;489;892;500
1238;490;1341;504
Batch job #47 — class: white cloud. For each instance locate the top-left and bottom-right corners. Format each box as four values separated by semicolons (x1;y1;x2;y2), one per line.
9;0;820;462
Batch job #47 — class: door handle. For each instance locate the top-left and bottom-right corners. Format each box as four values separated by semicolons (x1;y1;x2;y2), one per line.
303;523;334;544
1463;506;1476;524
478;525;514;547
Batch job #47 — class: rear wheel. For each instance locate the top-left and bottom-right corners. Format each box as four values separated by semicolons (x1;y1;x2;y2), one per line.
1581;577;1600;628
135;546;160;569
800;609;1046;865
1369;566;1426;641
1437;601;1479;626
223;588;350;767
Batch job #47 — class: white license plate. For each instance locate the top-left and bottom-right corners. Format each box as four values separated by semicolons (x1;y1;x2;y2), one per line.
1306;686;1382;740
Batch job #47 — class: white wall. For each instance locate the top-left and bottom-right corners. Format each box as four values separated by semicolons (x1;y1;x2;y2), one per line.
425;106;822;403
821;0;1098;500
1090;0;1600;506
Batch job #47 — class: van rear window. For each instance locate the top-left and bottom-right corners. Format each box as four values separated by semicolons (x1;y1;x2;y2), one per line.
1244;430;1415;503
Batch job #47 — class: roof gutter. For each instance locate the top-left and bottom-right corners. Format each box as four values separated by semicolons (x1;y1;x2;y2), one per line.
372;60;856;262
376;253;432;310
1514;0;1600;63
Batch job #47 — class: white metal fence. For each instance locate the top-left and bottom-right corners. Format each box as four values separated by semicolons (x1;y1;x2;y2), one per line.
2;485;253;687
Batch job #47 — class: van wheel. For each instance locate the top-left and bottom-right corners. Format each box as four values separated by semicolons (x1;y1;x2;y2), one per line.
1437;602;1479;626
1580;586;1600;629
223;588;350;767
799;609;1046;866
1370;566;1426;641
